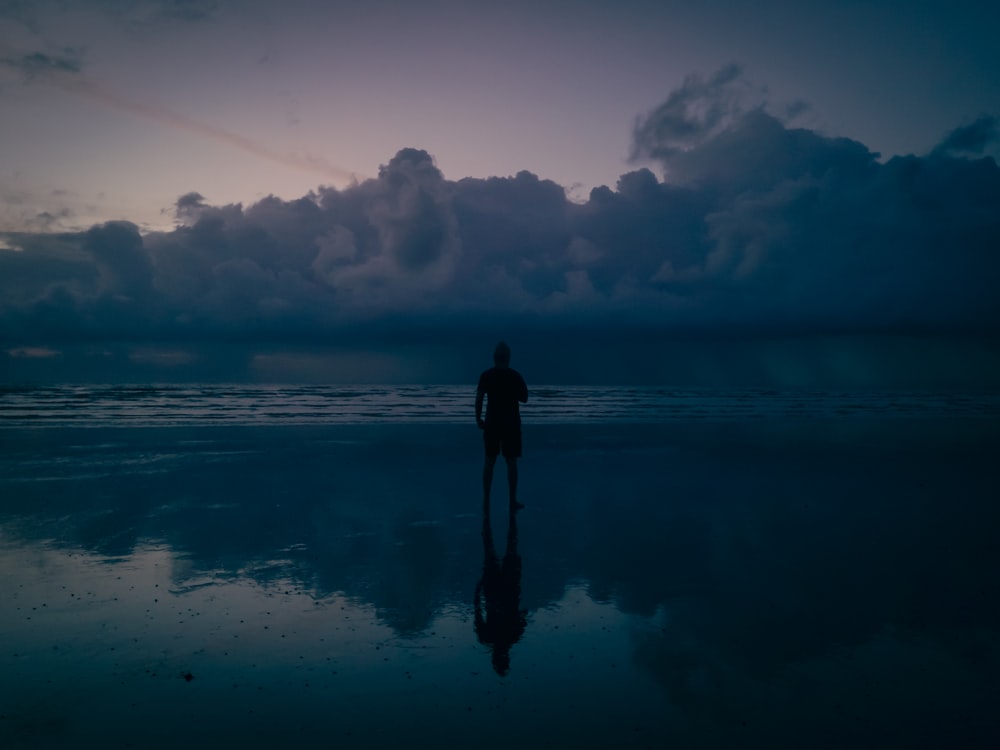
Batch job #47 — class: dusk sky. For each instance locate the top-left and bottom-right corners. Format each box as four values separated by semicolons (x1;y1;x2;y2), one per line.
2;0;999;385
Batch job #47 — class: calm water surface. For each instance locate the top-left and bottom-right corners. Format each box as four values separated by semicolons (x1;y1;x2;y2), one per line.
1;386;998;748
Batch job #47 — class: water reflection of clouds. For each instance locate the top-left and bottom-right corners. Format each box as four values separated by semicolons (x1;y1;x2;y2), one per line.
2;539;405;656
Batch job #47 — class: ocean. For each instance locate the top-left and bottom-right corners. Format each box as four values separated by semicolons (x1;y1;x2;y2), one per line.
3;382;998;426
1;384;998;748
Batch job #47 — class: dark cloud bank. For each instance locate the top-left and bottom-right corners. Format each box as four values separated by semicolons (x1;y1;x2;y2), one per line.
3;68;999;386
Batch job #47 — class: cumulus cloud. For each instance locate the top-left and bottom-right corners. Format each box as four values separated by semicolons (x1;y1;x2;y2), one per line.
2;67;999;381
173;191;208;220
630;63;752;165
931;115;999;158
332;148;463;301
84;220;153;296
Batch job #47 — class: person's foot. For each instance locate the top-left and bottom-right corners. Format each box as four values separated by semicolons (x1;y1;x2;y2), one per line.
511;500;525;511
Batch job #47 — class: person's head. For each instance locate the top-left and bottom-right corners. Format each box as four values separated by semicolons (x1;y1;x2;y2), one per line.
493;340;511;367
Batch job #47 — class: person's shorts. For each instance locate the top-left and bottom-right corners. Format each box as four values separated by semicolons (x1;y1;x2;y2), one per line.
484;426;522;459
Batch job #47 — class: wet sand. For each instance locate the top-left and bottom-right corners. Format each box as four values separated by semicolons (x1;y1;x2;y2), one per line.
1;419;998;748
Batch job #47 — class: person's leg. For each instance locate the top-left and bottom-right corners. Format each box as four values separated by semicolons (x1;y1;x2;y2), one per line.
503;429;523;511
505;456;523;510
483;453;498;507
483;428;501;508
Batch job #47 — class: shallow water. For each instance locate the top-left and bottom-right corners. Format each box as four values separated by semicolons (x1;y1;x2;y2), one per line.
1;397;999;748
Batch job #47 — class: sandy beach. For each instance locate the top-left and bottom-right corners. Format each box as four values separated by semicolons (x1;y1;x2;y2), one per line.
1;415;998;748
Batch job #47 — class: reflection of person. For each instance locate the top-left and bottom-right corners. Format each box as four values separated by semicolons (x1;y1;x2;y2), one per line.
474;509;526;676
476;341;528;511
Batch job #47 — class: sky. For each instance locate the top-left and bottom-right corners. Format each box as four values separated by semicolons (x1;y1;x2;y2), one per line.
1;0;999;385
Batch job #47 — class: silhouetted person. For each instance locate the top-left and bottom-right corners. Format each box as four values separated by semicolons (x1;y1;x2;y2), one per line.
476;341;528;511
474;508;526;676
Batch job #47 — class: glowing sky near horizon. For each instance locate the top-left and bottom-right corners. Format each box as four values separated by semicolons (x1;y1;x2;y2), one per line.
2;0;998;233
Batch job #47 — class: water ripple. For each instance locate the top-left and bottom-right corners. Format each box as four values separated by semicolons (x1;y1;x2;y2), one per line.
1;384;998;427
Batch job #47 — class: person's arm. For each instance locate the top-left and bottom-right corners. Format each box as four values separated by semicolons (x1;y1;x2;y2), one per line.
475;381;486;428
517;373;528;404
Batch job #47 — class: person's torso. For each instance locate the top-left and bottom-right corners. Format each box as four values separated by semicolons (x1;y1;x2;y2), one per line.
480;367;525;427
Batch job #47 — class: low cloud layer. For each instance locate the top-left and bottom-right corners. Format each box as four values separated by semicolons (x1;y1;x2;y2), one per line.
2;67;999;382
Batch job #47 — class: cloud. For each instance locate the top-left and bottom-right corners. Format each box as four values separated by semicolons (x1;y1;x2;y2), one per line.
631;66;877;193
0;50;83;77
630;63;751;165
2;68;999;383
174;191;208;218
340;148;462;294
84;220;154;296
931;115;999;158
